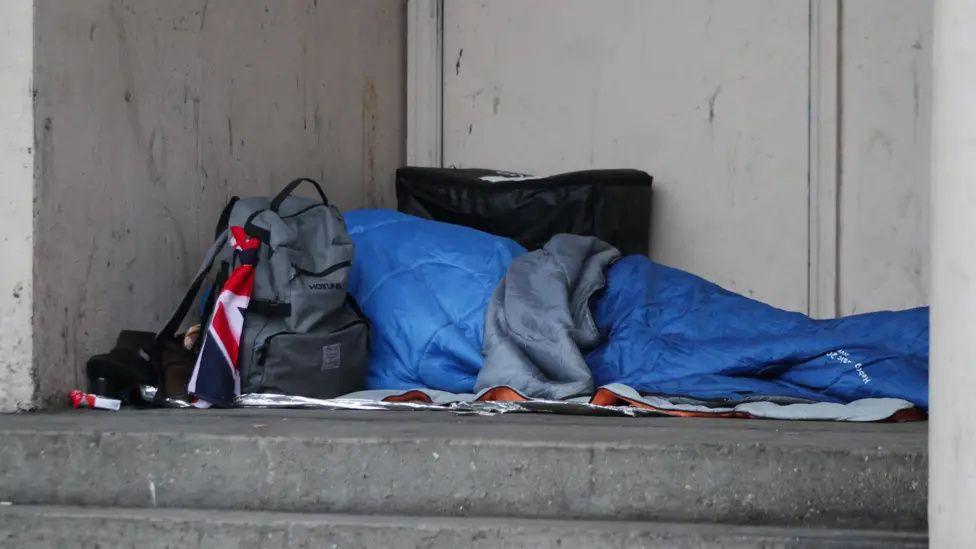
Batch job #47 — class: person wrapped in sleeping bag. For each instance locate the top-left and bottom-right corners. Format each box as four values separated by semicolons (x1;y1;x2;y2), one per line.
345;208;525;393
344;209;929;408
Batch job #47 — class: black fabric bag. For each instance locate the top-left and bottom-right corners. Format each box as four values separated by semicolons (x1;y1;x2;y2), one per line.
396;167;653;254
86;330;194;404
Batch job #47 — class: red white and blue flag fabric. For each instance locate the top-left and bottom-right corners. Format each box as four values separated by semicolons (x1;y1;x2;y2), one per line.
188;226;260;408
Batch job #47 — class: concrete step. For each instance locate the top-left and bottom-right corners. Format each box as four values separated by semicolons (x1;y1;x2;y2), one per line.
0;505;928;548
0;409;926;531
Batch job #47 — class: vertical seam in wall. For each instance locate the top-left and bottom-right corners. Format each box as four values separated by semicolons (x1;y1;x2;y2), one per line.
437;0;445;168
30;0;40;408
402;0;410;174
806;0;814;316
808;0;841;318
406;0;442;168
835;0;844;315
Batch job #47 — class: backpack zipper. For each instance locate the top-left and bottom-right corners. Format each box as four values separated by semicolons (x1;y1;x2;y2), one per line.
294;260;351;278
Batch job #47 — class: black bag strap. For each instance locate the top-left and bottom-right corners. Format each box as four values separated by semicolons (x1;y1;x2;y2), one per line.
214;196;239;239
345;294;371;351
346;294;369;326
248;299;292;317
242;208;271;243
201;261;230;326
198;196;239;327
148;231;228;403
153;231;228;353
270;178;328;213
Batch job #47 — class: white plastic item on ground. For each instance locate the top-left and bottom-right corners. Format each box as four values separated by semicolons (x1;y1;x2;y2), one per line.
68;390;121;411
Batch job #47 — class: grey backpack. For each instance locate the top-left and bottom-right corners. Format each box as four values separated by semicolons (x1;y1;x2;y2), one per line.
155;178;369;402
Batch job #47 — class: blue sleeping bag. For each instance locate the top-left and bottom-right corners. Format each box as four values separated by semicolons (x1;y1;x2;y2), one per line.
345;209;525;392
345;209;929;408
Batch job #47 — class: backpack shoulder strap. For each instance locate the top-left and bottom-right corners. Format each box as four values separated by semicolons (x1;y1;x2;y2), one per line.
199;196;240;322
214;196;240;239
148;230;228;403
154;230;228;352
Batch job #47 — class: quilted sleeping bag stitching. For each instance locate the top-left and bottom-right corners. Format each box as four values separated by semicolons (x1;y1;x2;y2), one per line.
344;209;929;408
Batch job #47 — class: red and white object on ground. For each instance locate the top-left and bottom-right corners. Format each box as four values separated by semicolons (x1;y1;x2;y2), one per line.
69;390;121;411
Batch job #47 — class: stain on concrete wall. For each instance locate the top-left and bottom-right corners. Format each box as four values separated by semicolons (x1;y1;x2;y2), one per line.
32;0;406;406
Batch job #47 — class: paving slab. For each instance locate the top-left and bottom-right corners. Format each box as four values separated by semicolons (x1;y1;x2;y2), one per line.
0;505;929;549
0;409;927;530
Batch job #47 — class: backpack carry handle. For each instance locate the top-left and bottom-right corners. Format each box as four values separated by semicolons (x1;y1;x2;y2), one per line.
270;178;329;212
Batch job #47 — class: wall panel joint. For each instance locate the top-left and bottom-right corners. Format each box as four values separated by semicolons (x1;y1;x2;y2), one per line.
406;0;443;167
808;0;841;318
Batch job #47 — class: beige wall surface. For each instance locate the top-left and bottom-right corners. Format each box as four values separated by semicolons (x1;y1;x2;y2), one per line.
440;0;932;316
32;0;405;406
0;0;35;412
930;0;976;543
444;0;812;312
7;0;933;407
838;0;932;315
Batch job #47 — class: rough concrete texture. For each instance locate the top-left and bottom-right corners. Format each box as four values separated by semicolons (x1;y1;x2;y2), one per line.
930;0;976;544
31;0;406;407
0;410;927;531
440;1;933;317
838;0;933;315
0;0;35;412
0;505;929;549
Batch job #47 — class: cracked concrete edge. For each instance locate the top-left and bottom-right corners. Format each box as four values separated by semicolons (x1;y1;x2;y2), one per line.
0;505;929;549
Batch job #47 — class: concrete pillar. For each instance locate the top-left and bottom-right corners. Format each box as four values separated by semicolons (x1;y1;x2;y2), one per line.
0;0;35;412
930;0;976;545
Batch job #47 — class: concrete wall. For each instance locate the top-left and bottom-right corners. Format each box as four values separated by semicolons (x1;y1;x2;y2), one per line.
444;0;812;312
930;1;976;543
439;0;932;315
32;0;405;406
839;0;932;315
0;1;35;412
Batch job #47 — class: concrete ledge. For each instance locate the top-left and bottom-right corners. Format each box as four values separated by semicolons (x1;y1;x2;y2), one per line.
0;505;928;549
0;409;927;529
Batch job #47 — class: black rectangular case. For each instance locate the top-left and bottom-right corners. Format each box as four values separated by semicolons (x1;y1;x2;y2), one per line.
396;167;653;254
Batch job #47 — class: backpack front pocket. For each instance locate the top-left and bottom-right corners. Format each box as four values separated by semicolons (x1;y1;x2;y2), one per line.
256;319;368;399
